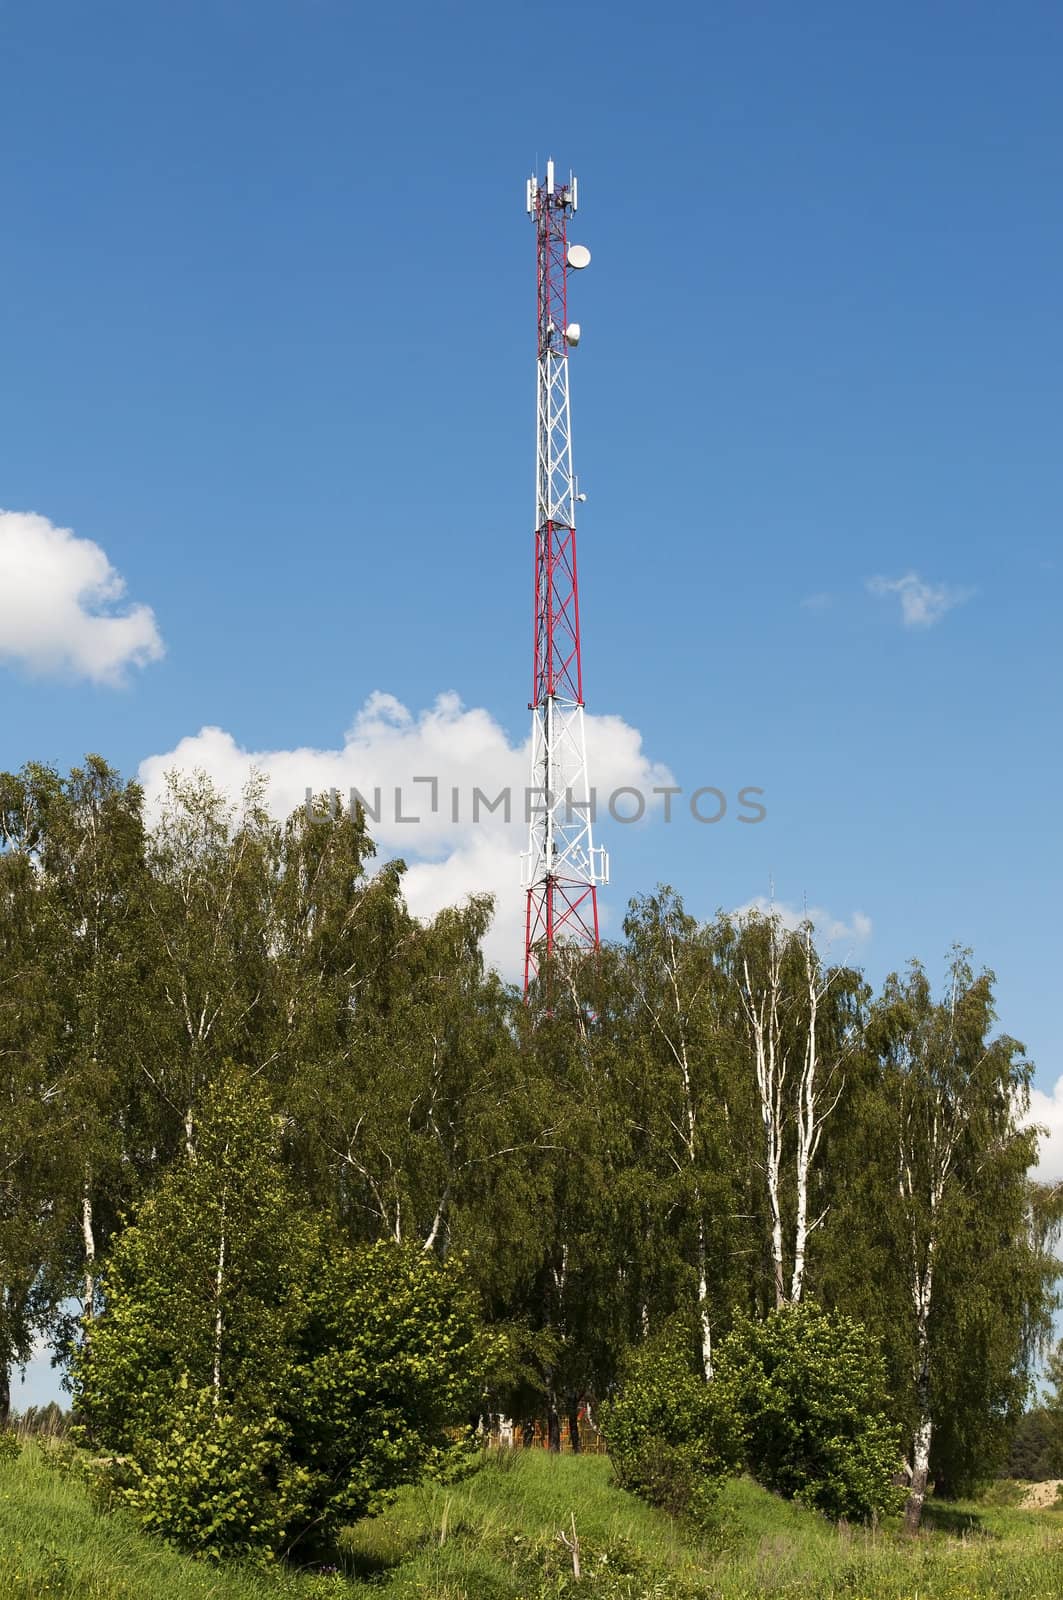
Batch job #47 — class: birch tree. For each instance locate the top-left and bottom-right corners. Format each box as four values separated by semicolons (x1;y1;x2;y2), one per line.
512;947;633;1449
294;875;529;1259
32;759;152;1325
736;913;791;1309
143;771;278;1157
75;1065;313;1453
0;769;64;1421
790;926;858;1303
735;912;857;1308
622;891;746;1379
869;953;1040;1530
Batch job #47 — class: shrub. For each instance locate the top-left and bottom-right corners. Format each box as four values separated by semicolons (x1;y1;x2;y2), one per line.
601;1321;740;1529
285;1239;496;1532
112;1387;310;1562
77;1068;497;1560
716;1301;903;1522
0;1429;21;1465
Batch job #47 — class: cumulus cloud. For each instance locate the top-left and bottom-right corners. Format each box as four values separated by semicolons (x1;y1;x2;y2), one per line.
866;571;971;628
1024;1075;1063;1183
139;692;674;977
731;896;873;954
0;509;164;684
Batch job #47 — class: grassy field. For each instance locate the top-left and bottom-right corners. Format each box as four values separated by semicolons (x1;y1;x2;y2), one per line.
3;1441;1063;1599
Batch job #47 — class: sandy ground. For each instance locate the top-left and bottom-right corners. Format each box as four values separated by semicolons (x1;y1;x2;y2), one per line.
1020;1479;1063;1509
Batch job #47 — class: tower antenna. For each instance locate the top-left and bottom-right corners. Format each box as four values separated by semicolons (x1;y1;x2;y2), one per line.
521;161;608;992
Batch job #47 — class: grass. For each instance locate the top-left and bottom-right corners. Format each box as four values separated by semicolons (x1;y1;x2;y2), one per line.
0;1444;325;1600
3;1440;1063;1599
338;1454;1063;1598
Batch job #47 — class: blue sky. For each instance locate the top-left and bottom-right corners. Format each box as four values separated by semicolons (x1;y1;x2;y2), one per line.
2;2;1061;1408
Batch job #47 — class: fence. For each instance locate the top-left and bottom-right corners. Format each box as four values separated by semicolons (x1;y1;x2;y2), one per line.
489;1416;607;1455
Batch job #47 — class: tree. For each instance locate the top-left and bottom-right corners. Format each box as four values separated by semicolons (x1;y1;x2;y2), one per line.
26;757;153;1329
865;953;1044;1529
601;1316;740;1528
717;1301;903;1522
0;765;74;1419
287;1238;495;1534
77;1066;492;1558
504;947;635;1450
302;893;521;1254
1007;1405;1062;1481
619;891;749;1378
1036;1341;1063;1477
142;771;279;1159
733;911;858;1310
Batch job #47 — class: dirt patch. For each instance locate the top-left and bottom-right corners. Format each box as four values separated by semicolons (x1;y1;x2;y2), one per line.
1020;1480;1063;1510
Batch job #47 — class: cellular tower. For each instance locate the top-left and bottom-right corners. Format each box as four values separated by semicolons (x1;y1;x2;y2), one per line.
521;160;608;992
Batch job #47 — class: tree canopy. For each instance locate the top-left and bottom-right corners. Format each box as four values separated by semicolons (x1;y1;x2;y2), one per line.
1;755;1058;1545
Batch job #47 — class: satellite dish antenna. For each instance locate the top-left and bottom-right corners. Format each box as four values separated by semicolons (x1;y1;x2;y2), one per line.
566;244;591;270
565;323;581;346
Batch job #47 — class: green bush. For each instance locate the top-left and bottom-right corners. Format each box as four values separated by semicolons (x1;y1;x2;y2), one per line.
109;1387;310;1562
716;1301;903;1522
0;1429;21;1465
78;1069;497;1560
601;1321;740;1530
285;1238;495;1533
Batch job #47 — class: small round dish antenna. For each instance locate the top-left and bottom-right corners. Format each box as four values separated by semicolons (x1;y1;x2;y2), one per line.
564;323;581;346
566;244;591;270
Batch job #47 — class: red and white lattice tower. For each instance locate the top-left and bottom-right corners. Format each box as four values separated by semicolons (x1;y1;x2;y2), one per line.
521;160;608;993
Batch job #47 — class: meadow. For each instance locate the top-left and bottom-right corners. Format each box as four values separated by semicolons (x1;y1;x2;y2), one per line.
3;1441;1062;1600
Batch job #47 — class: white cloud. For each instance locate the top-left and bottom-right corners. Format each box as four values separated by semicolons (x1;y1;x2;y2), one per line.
0;509;164;684
732;896;873;954
1025;1075;1063;1183
139;692;674;978
866;571;971;628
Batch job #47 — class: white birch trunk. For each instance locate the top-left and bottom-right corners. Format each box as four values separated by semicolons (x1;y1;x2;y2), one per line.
742;934;788;1308
790;928;843;1303
904;1275;934;1534
696;1221;713;1380
641;931;716;1373
81;1181;96;1324
212;1201;226;1402
905;1389;933;1533
900;1109;945;1535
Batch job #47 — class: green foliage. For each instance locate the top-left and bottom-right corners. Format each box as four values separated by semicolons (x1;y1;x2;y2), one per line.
820;952;1055;1514
0;1427;22;1464
1008;1406;1063;1481
978;1475;1027;1506
3;753;1059;1561
287;1238;499;1532
76;1067;317;1461
1006;1345;1063;1482
716;1302;903;1522
77;1069;494;1558
107;1388;309;1562
602;1321;740;1529
0;1440;336;1598
1039;1340;1063;1468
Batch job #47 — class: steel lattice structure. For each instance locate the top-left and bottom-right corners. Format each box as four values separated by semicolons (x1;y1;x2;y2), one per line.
521;161;608;992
